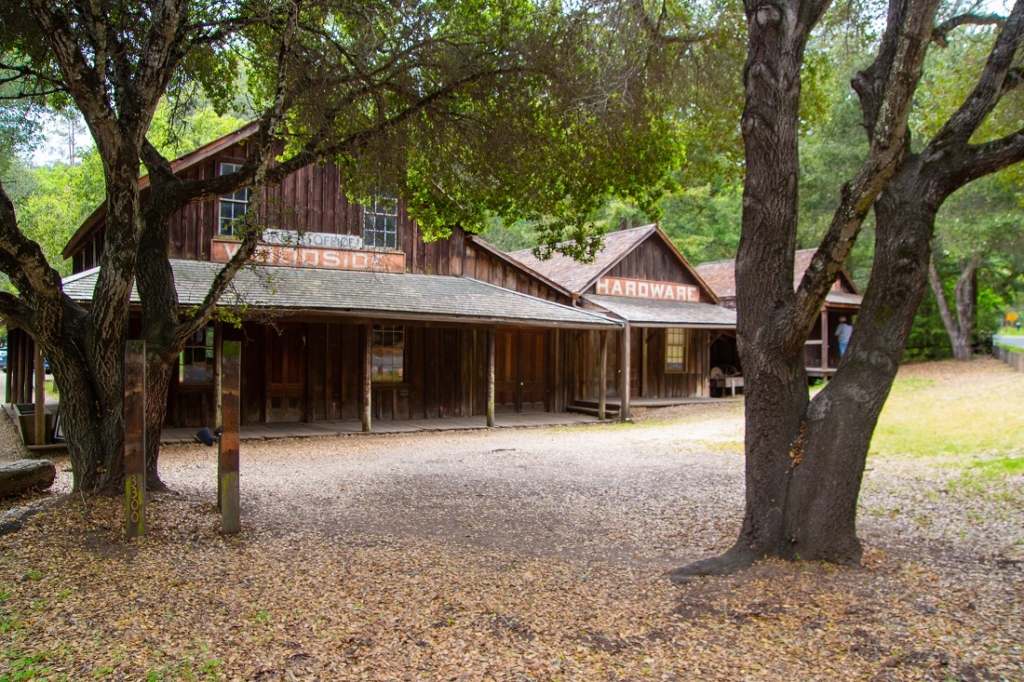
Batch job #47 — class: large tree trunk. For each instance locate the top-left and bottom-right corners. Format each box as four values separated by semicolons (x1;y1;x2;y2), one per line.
778;163;938;562
30;152;143;495
670;0;942;578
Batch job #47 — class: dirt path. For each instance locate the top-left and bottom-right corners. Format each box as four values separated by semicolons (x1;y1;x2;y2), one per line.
0;360;1021;681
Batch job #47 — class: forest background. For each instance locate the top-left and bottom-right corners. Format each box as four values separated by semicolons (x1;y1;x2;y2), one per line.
1;9;1021;361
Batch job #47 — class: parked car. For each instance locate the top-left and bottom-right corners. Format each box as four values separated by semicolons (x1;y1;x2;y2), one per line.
0;346;6;372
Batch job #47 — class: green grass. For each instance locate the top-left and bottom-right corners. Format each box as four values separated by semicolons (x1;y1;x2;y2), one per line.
0;650;68;682
871;369;1024;468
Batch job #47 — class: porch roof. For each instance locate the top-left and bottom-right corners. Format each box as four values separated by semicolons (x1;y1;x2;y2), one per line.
62;260;620;329
825;291;863;307
582;294;737;328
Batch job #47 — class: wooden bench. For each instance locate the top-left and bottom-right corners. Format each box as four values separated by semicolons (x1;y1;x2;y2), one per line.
710;375;744;397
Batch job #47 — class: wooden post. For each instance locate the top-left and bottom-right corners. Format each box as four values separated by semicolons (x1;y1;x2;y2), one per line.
821;311;830;372
619;324;631;422
640;328;649;398
124;341;146;539
5;328;13;404
19;334;30;404
34;346;45;446
552;329;561;413
361;324;372;432
214;322;223;427
598;331;608;420
220;341;241;534
486;329;495;427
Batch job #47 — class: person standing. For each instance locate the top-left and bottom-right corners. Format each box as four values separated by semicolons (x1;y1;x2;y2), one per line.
835;316;853;357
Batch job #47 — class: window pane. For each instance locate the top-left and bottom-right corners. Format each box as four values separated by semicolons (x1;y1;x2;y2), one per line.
371;324;405;383
364;196;398;249
666;329;686;372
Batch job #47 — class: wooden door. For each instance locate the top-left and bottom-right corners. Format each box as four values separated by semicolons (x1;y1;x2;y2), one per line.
266;323;306;422
495;330;549;412
518;330;548;411
495;330;517;409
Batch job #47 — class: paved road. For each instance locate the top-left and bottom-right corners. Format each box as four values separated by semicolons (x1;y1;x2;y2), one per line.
994;333;1024;349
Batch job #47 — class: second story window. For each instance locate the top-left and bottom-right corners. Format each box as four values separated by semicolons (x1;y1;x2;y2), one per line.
363;196;398;249
219;163;250;236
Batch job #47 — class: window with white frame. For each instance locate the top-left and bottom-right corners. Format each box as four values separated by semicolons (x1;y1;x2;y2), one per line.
371;324;404;382
363;196;398;249
218;163;250;236
665;328;688;373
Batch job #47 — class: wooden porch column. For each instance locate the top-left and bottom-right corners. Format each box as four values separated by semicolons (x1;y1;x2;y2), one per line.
34;345;45;446
214;321;223;428
598;330;608;420
551;329;561;413
124;341;146;538
619;324;631;422
361;324;372;432
821;310;830;372
640;328;648;398
486;329;495;427
20;333;31;404
4;328;13;404
220;341;241;534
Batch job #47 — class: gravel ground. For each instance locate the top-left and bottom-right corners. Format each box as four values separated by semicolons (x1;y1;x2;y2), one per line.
0;359;1021;680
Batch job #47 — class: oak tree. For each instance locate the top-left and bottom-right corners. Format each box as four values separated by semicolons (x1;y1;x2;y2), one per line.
672;0;1024;575
0;0;680;493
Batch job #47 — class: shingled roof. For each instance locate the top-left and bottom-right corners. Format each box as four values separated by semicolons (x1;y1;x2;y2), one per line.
694;249;862;303
509;225;658;294
61;260;619;329
583;295;737;328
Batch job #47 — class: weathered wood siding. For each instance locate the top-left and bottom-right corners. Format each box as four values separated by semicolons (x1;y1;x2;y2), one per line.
570;327;709;403
598;237;706;297
163;319;565;428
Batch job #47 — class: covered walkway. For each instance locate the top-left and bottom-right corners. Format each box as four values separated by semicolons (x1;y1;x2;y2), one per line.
160;411;602;445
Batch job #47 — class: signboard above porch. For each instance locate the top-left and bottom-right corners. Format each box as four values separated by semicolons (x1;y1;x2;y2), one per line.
211;236;405;273
596;276;699;302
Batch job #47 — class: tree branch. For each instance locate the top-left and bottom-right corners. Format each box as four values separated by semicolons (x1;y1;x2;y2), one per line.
0;291;29;328
929;0;1024;150
933;12;1005;48
795;0;940;329
628;0;708;46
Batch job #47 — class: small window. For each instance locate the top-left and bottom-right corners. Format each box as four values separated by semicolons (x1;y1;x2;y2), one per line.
180;327;214;384
219;163;251;236
363;196;398;249
372;324;404;382
665;328;688;373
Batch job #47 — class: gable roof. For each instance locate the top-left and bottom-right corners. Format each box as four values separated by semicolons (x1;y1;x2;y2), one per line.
694;248;862;302
508;224;718;302
465;235;573;299
62;122;260;260
61;260;619;329
509;225;656;294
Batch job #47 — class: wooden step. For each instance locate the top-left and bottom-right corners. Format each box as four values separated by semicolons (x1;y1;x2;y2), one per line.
567;403;619;418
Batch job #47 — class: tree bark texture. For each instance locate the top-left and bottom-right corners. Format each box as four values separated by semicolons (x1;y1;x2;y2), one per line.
929;254;979;361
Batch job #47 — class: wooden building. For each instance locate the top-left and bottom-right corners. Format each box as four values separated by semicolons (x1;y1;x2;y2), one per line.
694;250;863;379
8;127;740;435
509;225;736;417
38;127;618;432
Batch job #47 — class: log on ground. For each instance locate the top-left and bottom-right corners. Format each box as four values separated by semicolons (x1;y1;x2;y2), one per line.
0;459;57;498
